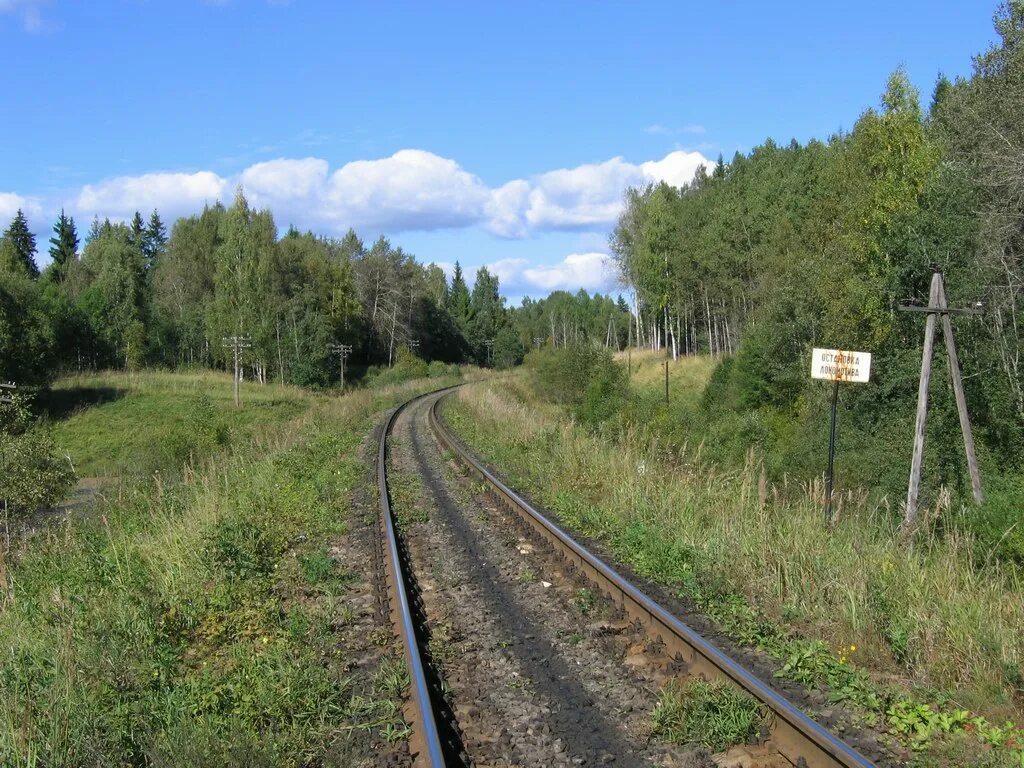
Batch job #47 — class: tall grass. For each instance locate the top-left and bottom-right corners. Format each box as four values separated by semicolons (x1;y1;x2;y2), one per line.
445;379;1024;734
0;372;460;766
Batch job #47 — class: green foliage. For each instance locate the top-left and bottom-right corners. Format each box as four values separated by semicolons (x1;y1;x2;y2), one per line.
1;209;39;279
526;345;629;425
652;678;766;752
0;268;58;385
0;374;430;764
47;209;79;272
366;345;430;386
0;393;76;518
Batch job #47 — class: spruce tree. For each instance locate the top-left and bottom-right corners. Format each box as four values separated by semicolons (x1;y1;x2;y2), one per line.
2;210;38;278
48;209;79;271
142;209;167;266
129;211;145;248
448;261;472;328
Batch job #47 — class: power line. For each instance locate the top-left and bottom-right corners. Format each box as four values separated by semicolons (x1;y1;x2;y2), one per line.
327;343;353;390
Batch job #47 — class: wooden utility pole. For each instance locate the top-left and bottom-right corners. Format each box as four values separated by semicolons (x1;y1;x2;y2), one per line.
328;343;353;390
900;267;984;531
533;336;544;349
664;360;670;406
222;336;252;407
483;339;495;367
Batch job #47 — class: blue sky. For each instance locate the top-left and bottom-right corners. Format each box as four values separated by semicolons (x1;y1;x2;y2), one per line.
0;1;998;301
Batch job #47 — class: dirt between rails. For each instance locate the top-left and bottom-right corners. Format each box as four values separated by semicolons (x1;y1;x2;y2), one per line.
434;404;908;768
388;394;715;768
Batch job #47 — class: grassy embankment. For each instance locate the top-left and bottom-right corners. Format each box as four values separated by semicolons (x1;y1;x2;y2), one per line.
0;369;460;766
445;353;1024;766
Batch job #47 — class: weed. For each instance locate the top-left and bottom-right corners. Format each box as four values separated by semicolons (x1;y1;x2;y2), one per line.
298;548;336;585
573;587;599;616
653;678;766;752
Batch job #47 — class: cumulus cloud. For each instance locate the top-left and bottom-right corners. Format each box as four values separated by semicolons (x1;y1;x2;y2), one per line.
240;157;327;208
75;171;227;222
488;252;617;295
0;192;43;222
322;149;490;231
641;150;712;189
522;157;644;231
22;147;710;239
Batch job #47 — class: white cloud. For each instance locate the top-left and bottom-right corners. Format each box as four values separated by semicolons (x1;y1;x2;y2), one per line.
19;147;710;241
486;180;531;238
488;252;616;295
523;252;616;291
240;157;327;205
523;157;645;231
487;257;530;286
324;149;491;231
0;192;43;222
641;150;711;189
74;171;227;221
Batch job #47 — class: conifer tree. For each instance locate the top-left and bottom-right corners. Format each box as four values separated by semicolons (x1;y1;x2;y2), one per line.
142;209;167;266
2;210;38;278
129;211;145;248
48;209;79;271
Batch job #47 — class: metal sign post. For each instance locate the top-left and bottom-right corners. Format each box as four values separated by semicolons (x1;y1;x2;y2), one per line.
811;348;872;524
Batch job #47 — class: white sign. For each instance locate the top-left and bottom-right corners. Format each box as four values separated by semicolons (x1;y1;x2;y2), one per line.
811;348;871;383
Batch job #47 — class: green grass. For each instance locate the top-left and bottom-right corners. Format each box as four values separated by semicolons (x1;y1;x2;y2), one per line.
653;678;766;752
41;370;313;477
445;376;1024;765
0;372;463;767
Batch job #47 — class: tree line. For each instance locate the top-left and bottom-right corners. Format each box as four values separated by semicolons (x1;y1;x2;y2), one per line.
0;189;535;388
609;4;1024;483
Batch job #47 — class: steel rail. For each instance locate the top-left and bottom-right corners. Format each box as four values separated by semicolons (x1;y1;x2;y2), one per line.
429;393;876;768
378;390;450;768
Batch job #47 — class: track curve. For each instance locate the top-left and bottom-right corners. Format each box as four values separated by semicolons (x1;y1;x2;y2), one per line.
427;390;877;768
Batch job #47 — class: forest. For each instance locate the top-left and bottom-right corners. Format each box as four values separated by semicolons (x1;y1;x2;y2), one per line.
608;4;1024;517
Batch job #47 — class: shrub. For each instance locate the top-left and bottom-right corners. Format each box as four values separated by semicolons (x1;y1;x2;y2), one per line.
0;393;75;518
526;344;629;425
365;346;430;387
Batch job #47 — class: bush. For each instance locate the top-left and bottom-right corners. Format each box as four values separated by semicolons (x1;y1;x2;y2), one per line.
364;346;430;387
0;393;75;517
428;360;462;379
526;345;629;425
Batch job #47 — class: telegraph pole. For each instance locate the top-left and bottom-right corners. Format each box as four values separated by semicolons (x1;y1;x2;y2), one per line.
483;338;495;367
328;343;353;390
899;266;984;531
409;339;420;355
533;337;544;349
222;336;252;407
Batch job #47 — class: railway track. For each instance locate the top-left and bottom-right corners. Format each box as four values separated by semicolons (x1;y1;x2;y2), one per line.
377;386;878;768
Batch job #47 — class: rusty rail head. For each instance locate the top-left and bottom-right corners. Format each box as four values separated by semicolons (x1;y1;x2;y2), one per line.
429;393;876;768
